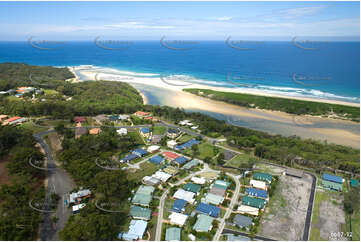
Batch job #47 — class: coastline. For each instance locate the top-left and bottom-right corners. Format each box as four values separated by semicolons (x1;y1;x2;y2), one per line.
68;66;360;148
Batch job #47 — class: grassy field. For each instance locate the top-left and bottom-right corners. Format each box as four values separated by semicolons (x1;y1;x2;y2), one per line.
20;121;48;133
44;89;59;95
126;162;159;181
152;126;166;135
225;153;252;168
177;134;193;143
351;209;360;241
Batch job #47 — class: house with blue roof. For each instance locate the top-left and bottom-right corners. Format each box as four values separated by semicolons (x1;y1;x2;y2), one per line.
196;202;220;218
132;148;148;157
246;187;268;200
174;156;189;166
121;154;139;163
149;155;164;165
172;199;187;213
322;173;343;184
174;139;201;150
121;220;147;241
140;127;150;137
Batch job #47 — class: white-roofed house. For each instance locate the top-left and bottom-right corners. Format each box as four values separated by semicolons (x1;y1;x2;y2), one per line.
250;179;267;190
169;212;188;227
152;171;172;182
191;176;206;185
173;189;195;204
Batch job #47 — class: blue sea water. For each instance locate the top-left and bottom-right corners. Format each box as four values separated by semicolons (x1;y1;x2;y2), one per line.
0;41;359;103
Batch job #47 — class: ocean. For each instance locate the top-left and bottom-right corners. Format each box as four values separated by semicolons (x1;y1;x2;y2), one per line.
0;40;359;103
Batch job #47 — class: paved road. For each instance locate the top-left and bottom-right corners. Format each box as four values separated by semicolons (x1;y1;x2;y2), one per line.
222;228;275;241
213;173;241;241
34;131;75;241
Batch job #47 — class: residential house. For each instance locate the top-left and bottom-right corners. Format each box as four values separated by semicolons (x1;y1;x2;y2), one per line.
134;111;150;118
129;205;151;220
132;186;154;207
118;114;130;120
242;196;266;209
237;205;259;216
117;128;128;136
183;159;200;170
196;202;220;218
193;214;214;232
246;187;268;200
163;151;179;161
227;234;251;241
108;115;120;122
72;203;86;214
121;154;139;163
73;116;86;123
121;220;147;241
233;214;253;231
174;139;200;151
163;166;178;176
250;179;267;190
147;145;160;153
322;180;343;191
152;171;172;182
165;227;181;241
0;115;8;122
132;148;148;157
151;134;162;144
140;127;150;137
202;193;224;206
149;155;164;165
222;150;236;161
69;189;91;204
142;176;161;186
350;179;360;188
172;199;187;213
253;172;273;183
174;156;189;166
2;116;27;126
209;186;226;197
89;128;101;135
191;177;206;185
173;189;195;204
167;129;179;139
167;140;178;149
322;173;343;184
183;183;201;194
169;212;188;227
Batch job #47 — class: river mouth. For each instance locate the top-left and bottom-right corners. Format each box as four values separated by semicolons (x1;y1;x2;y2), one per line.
133;83;360;149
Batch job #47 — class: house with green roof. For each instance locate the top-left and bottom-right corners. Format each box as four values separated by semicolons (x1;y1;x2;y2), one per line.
214;180;230;190
183;183;201;194
183;159;200;170
350;179;360;188
253;172;273;183
130;205;151;220
165;227;181;241
137;185;155;195
164;166;178;175
242;196;266;209
202;193;224;206
132;186;155;206
322;180;343;192
193;214;214;232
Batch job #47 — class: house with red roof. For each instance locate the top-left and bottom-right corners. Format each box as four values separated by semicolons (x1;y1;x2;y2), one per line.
163;151;180;160
74;116;86;123
2;116;27;126
134;111;150;118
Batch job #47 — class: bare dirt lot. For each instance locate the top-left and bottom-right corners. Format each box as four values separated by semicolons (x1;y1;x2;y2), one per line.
259;166;313;240
311;189;347;241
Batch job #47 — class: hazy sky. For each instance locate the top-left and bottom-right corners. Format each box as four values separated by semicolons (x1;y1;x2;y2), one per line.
0;1;359;40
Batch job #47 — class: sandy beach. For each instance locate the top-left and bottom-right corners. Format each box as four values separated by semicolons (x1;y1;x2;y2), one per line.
70;66;360;148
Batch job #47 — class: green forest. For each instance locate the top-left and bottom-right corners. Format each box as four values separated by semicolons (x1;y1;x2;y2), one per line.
0;125;45;240
184;88;360;122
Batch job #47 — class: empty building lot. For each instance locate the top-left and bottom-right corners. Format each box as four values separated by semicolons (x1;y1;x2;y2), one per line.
310;190;347;241
259;171;313;240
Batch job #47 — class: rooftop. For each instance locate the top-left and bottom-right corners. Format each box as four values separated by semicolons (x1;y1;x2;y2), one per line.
322;180;343;191
242;196;266;209
233;214;253;228
172;199;187;213
322;173;343;184
183;183;201;194
246;187;268;199
174;156;189;165
169;212;188;226
202;193;224;206
173;189;195;204
149;155;164;165
193;214;214;232
122;220;147;241
130;205;151;220
253;172;273;183
183;159;200;169
165;227;181;241
196;202;220;218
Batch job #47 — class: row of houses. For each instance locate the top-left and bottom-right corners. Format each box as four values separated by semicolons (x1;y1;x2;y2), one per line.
178;119;199;130
321;173;344;191
237;172;273;217
167;138;201;151
0;115;27;126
